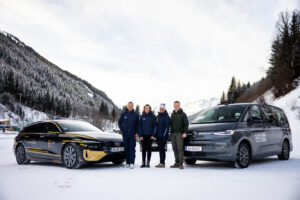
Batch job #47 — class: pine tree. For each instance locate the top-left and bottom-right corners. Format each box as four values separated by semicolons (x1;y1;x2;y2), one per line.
111;108;116;121
220;91;227;104
135;105;140;115
227;77;238;103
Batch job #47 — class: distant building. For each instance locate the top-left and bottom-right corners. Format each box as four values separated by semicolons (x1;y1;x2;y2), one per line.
0;119;10;126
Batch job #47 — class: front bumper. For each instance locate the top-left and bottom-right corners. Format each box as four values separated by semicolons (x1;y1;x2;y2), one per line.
184;135;236;161
82;148;125;162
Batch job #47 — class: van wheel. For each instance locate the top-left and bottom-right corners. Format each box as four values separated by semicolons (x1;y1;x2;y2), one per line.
185;159;196;165
278;140;290;160
62;143;81;169
235;143;250;168
16;144;30;164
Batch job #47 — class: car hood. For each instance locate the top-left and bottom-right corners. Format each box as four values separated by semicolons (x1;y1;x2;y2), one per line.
65;131;123;142
188;122;238;132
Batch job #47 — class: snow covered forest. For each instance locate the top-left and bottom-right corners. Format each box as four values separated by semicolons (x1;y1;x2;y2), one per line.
0;31;120;127
220;10;300;105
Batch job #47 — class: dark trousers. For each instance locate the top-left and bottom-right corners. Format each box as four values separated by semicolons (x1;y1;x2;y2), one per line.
141;135;152;162
157;138;167;164
122;135;136;164
170;133;184;164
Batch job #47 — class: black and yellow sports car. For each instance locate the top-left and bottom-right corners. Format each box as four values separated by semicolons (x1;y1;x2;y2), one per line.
14;120;125;169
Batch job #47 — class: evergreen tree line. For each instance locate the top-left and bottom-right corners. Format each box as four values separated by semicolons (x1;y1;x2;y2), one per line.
220;10;300;104
267;10;300;97
219;77;251;104
0;31;120;126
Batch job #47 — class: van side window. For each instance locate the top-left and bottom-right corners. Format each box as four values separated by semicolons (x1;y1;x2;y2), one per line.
261;105;276;125
45;123;59;133
243;105;262;122
272;107;288;125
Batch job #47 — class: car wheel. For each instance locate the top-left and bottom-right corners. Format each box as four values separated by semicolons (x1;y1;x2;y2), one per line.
16;144;30;164
185;159;196;165
278;140;290;160
235;143;250;168
62;143;81;169
112;160;125;165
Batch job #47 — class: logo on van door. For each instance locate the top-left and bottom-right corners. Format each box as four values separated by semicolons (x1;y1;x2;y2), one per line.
254;133;267;143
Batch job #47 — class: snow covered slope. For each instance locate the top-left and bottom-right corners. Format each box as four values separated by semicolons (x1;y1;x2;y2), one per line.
183;97;219;115
0;103;49;126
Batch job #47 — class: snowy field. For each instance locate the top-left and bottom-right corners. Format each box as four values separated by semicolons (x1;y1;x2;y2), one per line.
1;88;300;200
0;123;299;200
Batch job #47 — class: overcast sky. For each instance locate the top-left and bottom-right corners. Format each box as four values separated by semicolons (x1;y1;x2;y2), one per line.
0;0;299;109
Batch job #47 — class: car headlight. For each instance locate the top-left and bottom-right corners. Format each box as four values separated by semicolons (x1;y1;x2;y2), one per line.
81;140;101;144
212;130;235;136
81;140;101;149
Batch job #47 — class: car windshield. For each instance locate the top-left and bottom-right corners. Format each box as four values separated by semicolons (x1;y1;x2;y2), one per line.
190;105;247;124
57;121;103;132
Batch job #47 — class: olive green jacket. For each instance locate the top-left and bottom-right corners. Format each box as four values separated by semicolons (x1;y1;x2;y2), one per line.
170;108;189;134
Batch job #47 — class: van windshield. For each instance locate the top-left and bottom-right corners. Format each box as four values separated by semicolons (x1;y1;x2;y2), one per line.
190;105;247;124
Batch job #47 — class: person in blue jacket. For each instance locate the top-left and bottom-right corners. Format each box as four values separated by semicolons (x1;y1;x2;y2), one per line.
118;102;139;169
138;104;156;168
155;103;170;168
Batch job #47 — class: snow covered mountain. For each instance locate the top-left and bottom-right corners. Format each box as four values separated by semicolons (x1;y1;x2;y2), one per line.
182;97;219;116
0;30;119;125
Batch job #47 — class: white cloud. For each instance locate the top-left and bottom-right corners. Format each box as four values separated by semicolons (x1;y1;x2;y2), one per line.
0;0;299;109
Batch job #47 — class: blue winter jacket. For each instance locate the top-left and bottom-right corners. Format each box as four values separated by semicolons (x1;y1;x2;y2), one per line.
156;110;170;140
118;109;139;137
138;111;156;137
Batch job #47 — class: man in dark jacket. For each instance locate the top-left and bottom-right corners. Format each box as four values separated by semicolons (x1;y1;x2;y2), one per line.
118;102;139;169
170;100;189;169
138;104;156;168
155;103;170;168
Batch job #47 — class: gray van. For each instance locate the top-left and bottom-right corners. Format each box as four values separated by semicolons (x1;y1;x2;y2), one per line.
184;103;293;168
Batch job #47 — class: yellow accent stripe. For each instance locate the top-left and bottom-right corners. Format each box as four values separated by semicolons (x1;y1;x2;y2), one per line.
62;140;83;144
64;132;95;139
26;147;61;157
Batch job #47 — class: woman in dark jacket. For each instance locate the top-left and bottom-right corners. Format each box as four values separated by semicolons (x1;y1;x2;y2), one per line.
139;104;156;168
155;103;170;168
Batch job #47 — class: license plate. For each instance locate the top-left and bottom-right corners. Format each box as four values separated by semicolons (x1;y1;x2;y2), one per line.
152;143;158;147
110;147;124;152
185;146;202;152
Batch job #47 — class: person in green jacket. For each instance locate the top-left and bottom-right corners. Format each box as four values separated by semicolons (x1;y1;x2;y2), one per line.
170;100;189;169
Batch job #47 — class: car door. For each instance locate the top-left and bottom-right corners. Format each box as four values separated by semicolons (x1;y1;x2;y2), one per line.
24;123;45;158
39;122;62;159
261;105;281;154
243;105;268;157
271;107;288;153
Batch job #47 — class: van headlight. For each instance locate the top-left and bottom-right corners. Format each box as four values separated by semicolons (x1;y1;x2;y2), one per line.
213;130;235;136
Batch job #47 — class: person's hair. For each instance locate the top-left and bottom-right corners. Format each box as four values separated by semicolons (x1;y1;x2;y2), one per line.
143;104;152;112
174;100;180;104
128;101;134;106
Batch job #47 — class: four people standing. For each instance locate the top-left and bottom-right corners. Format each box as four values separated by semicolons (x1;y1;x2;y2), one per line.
118;100;188;170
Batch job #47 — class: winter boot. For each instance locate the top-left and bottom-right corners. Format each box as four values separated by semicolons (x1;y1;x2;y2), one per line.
140;161;146;168
146;161;150;168
170;163;179;168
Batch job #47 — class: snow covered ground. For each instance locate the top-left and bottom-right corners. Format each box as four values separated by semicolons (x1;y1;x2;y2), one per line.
0;87;300;200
